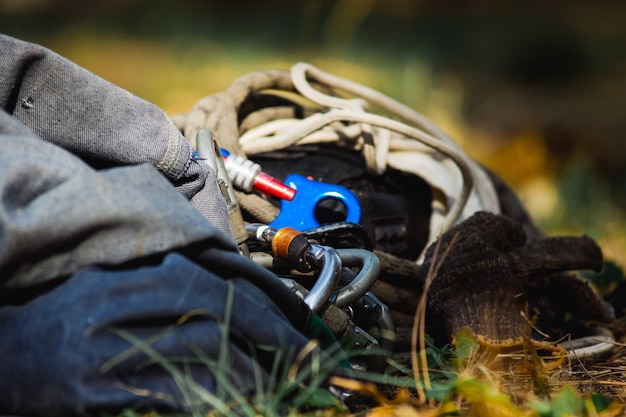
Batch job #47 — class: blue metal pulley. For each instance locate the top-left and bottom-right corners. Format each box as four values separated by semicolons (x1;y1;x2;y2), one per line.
269;174;361;230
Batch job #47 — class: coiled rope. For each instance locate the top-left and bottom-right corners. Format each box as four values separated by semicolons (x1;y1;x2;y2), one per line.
174;62;501;259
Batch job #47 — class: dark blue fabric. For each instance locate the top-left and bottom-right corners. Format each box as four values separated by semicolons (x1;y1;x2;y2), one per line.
0;252;317;416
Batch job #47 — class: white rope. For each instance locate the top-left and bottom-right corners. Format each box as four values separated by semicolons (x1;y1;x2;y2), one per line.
291;62;459;147
561;327;616;361
175;62;502;258
235;63;501;255
241;108;473;234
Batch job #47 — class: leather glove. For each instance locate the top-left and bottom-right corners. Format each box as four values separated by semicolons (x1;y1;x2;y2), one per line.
421;211;614;344
0;252;330;417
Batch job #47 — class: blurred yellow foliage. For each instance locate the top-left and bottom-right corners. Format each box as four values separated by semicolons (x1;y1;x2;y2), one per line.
476;131;555;187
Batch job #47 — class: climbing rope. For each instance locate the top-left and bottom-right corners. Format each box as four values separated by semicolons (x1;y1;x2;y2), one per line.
174;62;501;258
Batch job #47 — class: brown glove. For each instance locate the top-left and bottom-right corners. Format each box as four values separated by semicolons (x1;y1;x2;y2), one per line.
421;211;614;345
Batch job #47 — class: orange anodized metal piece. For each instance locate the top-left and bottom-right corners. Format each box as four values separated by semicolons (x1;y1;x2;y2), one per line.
271;227;301;259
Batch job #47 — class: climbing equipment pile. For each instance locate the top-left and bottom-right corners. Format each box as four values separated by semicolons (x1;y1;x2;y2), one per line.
172;62;615;369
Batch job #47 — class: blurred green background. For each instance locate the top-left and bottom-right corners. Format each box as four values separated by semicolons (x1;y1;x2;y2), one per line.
2;0;625;269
